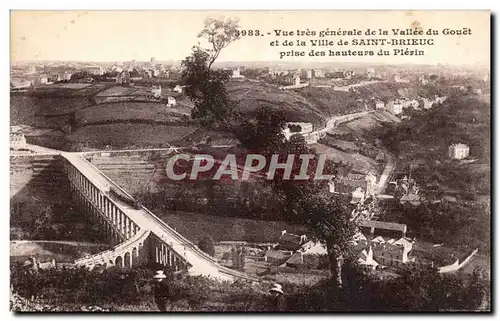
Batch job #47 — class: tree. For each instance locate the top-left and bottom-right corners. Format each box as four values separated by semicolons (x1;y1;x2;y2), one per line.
181;17;355;288
238;107;288;154
294;193;357;287
181;17;240;128
198;236;216;256
198;17;241;70
33;204;53;238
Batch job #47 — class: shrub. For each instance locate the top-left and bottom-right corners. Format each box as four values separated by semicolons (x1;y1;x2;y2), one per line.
197;237;215;256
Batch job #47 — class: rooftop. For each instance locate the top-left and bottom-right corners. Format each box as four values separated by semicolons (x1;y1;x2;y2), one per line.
280;232;305;245
359;220;407;233
450;143;469;148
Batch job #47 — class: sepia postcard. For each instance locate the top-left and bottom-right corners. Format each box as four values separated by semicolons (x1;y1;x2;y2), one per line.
9;10;491;312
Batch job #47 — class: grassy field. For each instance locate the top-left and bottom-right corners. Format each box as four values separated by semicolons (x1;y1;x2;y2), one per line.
11;79;400;153
319;137;360;152
10;241;110;263
30;83;111;97
339;110;400;136
69;83;111;97
297;87;365;117
67;123;197;149
76;101;191;125
355;82;419;101
227;80;327;128
44;83;92;90
311;143;378;174
96;86;137;97
155;210;309;244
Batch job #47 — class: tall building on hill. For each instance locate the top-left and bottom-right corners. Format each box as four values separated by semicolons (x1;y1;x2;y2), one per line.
231;67;245;79
448;143;470;160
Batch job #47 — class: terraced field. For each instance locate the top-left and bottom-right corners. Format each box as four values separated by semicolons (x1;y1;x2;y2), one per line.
76;101;191;125
227;80;327;128
67;123;198;149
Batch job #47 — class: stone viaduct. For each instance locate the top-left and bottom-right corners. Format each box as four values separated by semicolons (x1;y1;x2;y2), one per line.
61;152;256;282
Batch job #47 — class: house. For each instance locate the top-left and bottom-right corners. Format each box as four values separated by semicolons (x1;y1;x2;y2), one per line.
358;247;379;270
325;70;353;79
403;99;419;109
395;175;420;196
48;74;62;83
63;72;73;81
418;75;428;85
343;70;354;79
434;95;448;105
312;69;325;78
352;231;368;245
422;98;433;110
366;68;375;79
294;75;301;86
112;66;124;73
330;176;366;194
82;66;104;75
438;248;479;273
278;230;308;251
386;99;403;115
448;143;470;160
166;97;177;107
282;122;313;140
399;193;422;207
173;85;183;93
38;74;48;84
393;75;410;83
375;100;385;110
330;172;376;202
303;131;324;144
151;85;162;98
116;71;130;85
370;237;414;267
231;67;245;79
357;236;415;269
365;172;377;194
285;242;328;268
10;133;27;150
351;187;366;204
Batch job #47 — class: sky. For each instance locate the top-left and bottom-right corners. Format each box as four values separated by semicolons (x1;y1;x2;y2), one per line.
10;10;490;66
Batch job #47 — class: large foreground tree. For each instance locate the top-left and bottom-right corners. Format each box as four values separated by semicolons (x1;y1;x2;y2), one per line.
181;17;240;128
181;17;357;287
